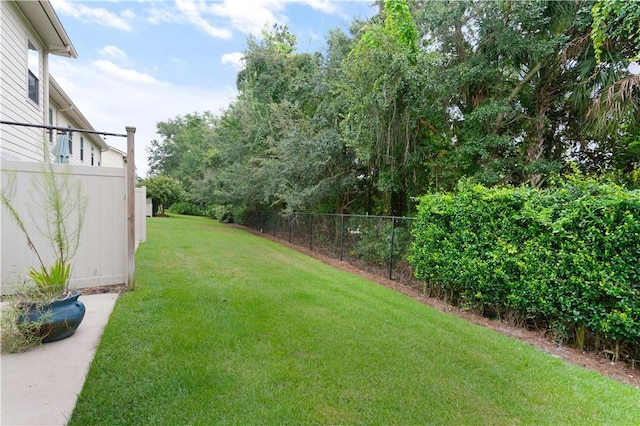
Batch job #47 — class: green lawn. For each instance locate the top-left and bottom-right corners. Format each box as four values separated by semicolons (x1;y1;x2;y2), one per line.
69;215;639;425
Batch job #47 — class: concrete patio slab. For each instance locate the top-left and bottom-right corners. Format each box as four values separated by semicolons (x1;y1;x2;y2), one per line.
1;293;119;425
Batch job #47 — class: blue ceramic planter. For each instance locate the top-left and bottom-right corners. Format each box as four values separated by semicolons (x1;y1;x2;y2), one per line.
19;290;86;343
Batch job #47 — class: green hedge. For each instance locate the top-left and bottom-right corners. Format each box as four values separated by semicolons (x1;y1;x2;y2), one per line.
167;202;245;223
409;177;640;356
168;202;215;217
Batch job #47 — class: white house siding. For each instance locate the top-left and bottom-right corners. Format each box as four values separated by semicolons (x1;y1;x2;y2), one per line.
101;148;126;168
49;106;103;166
52;108;91;165
0;1;47;161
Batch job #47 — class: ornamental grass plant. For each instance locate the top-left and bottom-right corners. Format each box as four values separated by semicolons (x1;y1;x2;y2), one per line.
1;163;87;352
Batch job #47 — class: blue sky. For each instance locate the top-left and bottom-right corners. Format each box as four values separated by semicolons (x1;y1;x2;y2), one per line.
48;0;377;176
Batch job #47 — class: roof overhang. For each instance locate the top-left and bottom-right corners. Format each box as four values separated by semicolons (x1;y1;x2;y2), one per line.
49;76;109;151
14;1;77;58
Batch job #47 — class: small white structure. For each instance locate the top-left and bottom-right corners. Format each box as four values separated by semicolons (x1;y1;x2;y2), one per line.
102;146;127;168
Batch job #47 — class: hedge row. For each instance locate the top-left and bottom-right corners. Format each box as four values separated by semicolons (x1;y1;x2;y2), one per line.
168;202;243;223
409;177;640;356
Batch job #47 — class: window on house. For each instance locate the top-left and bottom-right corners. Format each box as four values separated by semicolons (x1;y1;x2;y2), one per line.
27;41;39;104
80;137;84;162
68;129;73;155
48;108;54;142
91;146;94;166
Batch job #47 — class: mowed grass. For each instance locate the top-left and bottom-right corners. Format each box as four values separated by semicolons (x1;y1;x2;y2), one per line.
69;215;639;425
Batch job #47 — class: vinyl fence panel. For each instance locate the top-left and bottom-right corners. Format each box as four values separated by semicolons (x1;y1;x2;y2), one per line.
1;160;132;294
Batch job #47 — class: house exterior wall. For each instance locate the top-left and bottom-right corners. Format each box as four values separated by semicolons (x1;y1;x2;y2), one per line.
101;148;126;168
0;1;48;161
49;100;104;166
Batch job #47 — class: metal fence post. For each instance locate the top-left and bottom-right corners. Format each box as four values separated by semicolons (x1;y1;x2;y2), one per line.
309;214;313;251
340;214;345;261
389;216;396;280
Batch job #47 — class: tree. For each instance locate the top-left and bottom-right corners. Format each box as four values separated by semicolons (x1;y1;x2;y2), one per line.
147;112;216;195
591;0;640;64
143;0;639;221
414;0;638;188
140;175;184;216
340;0;444;215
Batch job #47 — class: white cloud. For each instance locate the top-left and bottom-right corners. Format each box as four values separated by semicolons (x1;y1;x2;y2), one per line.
144;0;351;39
175;0;233;39
50;57;236;177
300;0;338;14
196;0;342;37
91;60;163;85
121;9;135;20
221;52;244;70
51;0;133;31
99;45;127;59
207;0;285;36
629;62;640;75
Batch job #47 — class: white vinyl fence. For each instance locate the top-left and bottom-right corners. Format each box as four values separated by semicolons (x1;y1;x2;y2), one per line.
1;160;146;294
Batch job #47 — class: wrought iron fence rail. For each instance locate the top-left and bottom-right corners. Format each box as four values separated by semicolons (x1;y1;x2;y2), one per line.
246;211;418;287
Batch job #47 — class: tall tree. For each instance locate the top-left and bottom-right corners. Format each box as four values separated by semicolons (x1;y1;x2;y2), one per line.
415;0;638;188
147;112;216;196
341;0;444;215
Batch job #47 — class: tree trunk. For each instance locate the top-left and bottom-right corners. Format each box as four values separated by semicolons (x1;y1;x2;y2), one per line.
390;188;407;217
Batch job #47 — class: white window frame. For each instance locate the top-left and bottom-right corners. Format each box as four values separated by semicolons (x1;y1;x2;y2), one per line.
27;40;39;105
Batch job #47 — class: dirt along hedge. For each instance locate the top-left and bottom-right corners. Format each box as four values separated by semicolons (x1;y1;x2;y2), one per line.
409;176;640;361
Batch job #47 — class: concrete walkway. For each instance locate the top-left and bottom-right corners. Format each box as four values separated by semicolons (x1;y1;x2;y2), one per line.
1;293;119;425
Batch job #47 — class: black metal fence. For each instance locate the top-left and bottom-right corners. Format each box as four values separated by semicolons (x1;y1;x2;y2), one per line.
246;211;419;286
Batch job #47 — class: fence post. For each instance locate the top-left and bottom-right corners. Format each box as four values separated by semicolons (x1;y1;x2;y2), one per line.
309;214;313;251
340;214;345;261
126;126;136;291
389;216;396;280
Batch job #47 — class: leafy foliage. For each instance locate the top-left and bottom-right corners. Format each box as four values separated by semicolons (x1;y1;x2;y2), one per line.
167;201;214;217
139;175;184;216
410;176;640;357
350;219;411;267
146;0;639;217
591;0;640;63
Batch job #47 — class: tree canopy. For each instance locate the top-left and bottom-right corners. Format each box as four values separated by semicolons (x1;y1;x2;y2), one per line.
146;0;640;218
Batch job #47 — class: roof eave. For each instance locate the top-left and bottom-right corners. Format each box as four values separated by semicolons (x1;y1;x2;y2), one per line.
15;1;78;58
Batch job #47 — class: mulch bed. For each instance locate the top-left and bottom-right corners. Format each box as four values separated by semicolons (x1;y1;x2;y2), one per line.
80;284;127;295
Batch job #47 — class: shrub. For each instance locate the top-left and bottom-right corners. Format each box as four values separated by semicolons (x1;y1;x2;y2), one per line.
409;176;640;358
210;204;233;223
168;202;214;217
351;220;411;267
